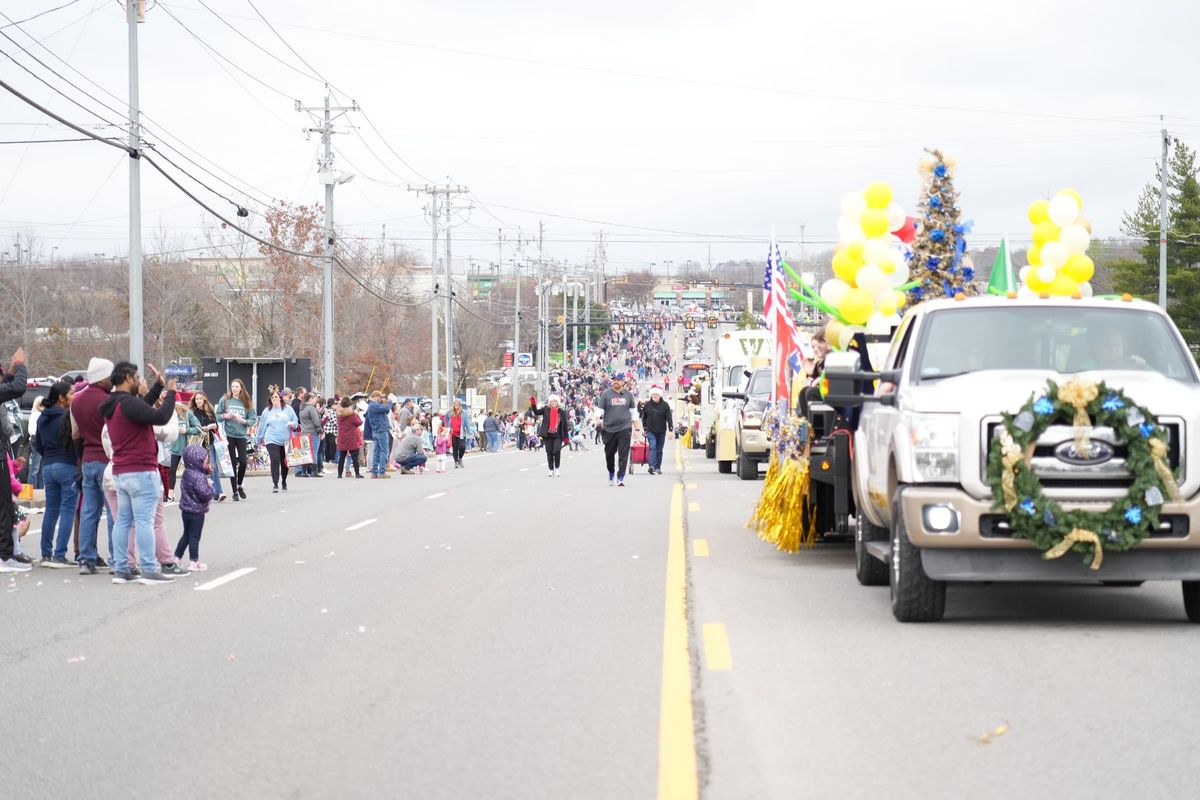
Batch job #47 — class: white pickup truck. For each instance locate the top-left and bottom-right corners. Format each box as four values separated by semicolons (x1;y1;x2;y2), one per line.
828;295;1200;622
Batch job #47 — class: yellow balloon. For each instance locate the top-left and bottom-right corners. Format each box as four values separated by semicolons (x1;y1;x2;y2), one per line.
1062;253;1095;284
879;259;896;275
1028;199;1050;225
1026;269;1051;294
838;288;874;326
846;240;865;264
1032;221;1061;247
863;181;893;210
824;320;846;350
832;249;858;283
878;296;898;316
895;293;907;308
1076;215;1092;234
860;209;890;239
1027;243;1042;266
1057;188;1083;210
1047;273;1080;297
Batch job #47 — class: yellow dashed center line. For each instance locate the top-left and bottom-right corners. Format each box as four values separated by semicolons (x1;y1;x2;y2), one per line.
702;623;732;671
693;539;709;557
688;502;700;513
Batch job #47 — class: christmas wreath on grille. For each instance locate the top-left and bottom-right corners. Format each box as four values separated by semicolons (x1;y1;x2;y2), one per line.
985;378;1181;570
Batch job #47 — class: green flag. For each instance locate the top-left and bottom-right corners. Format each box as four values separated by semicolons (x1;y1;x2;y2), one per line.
987;237;1015;295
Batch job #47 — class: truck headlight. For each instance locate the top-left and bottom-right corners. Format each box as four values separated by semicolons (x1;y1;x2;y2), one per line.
910;414;958;482
742;411;763;429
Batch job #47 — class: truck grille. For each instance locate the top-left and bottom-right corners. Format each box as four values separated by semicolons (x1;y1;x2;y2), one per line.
980;514;1189;539
981;418;1183;489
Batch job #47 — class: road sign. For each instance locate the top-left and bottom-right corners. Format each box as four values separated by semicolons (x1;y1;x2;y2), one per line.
516;352;533;367
502;351;513;367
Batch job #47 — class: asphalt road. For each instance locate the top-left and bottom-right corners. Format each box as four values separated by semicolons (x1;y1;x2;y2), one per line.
4;444;676;800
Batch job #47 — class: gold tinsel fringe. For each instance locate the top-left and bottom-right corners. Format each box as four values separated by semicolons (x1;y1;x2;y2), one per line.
746;451;817;553
681;429;692;449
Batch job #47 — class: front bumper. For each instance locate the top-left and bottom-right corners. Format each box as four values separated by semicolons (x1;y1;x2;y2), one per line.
740;428;768;459
899;485;1200;579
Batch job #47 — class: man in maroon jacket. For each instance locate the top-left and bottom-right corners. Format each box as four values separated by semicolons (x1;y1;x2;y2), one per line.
99;361;177;585
71;356;114;575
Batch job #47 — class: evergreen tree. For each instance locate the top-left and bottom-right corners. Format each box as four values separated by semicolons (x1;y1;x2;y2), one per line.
1110;140;1200;349
906;148;977;303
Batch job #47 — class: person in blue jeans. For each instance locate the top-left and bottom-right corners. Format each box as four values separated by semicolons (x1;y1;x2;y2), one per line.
99;361;179;584
365;391;393;477
71;357;116;574
35;381;78;568
638;385;673;476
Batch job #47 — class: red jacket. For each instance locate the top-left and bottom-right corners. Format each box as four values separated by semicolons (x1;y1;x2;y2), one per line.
71;383;112;463
336;408;363;451
98;387;176;475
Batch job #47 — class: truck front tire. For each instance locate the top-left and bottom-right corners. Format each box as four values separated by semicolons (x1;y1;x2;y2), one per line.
705;436;716;459
890;489;945;622
717;460;732;474
1183;582;1200;623
737;451;757;481
855;512;889;587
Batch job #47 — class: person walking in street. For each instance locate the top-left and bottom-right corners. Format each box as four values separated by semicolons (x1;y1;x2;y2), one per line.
529;394;570;477
173;444;213;572
483;411;501;452
599;376;635;487
394;425;428;474
99;361;178;585
434;427;449;473
215;379;256;500
0;348;30;573
365;391;393;478
69;356;115;575
188;391;226;503
35;380;78;568
298;394;324;478
639;385;673;476
446;399;471;468
335;397;363;478
256;392;299;493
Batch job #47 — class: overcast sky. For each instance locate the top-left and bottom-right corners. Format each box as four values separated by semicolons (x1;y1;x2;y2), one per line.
2;0;1198;274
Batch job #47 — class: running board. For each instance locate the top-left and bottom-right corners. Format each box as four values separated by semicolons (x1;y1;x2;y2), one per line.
866;541;892;564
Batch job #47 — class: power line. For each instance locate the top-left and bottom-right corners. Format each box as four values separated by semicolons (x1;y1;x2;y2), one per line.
0;0;85;30
0;136;92;144
190;0;323;83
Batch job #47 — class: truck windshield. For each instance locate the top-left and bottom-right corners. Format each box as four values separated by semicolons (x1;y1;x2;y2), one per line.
747;369;772;398
914;306;1197;384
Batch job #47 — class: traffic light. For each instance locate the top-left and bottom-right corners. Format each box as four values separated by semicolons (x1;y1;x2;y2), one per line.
707;316;718;329
685;318;696;330
557;314;565;325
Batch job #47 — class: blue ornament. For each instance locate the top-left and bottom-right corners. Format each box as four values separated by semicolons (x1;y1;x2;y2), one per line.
910;286;924;301
929;195;943;209
1042;509;1056;527
1101;394;1124;412
963;267;975;281
1124;507;1143;525
1033;397;1055;416
930;229;946;243
927;256;941;269
1140;423;1156;438
1019;498;1036;515
934;163;948;177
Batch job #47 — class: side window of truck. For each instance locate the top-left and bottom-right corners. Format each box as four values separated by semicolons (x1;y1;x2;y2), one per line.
885;317;916;371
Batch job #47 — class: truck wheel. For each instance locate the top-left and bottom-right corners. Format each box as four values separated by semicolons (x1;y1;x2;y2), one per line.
889;490;945;622
855;512;889;587
705;436;716;459
1183;582;1200;623
737;452;757;481
717;460;732;474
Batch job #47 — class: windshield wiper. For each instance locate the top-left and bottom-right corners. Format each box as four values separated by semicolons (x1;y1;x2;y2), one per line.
919;370;973;382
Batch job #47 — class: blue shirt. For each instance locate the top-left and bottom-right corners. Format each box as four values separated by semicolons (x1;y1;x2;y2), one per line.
256;406;298;446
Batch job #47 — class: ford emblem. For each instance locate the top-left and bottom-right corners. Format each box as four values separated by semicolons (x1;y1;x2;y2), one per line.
1054;439;1115;466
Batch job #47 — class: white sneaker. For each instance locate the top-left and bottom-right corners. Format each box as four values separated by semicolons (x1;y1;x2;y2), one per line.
0;558;33;573
548;470;554;477
554;468;560;477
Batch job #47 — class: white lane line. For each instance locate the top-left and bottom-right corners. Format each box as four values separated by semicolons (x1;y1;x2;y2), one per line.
519;467;529;472
194;567;257;592
426;492;447;500
344;518;378;531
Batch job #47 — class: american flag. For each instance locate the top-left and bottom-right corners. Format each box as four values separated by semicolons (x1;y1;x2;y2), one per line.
764;240;803;406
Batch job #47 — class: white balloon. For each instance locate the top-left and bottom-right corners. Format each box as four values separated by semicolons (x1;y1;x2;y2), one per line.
840;192;867;219
1079;281;1094;298
819;278;851;306
863;238;890;265
1048;194;1080;228
1018;265;1031;283
865;311;891;335
1060;224;1090;255
1036;265;1057;285
885;203;906;232
855;263;887;295
887;263;911;288
1041;241;1068;270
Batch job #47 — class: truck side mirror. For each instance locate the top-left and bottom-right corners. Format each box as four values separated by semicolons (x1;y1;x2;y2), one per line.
722;390;746;400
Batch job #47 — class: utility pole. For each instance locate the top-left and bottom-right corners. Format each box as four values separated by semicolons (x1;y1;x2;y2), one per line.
1159;125;1172;310
127;0;144;369
512;253;521;413
585;281;591;350
443;184;470;405
298;89;358;396
572;278;579;367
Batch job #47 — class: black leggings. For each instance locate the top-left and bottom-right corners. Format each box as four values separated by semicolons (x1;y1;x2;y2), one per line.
227;436;248;492
603;429;632;478
174;511;205;562
338;449;361;477
169;453;182;492
544;435;562;470
266;443;289;488
325;434;338;462
451;435;466;464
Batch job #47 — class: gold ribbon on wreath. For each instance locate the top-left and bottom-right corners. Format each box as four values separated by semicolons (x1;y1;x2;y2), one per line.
998;429;1023;512
1056;378;1099;459
1043;528;1104;571
1149;438;1182;502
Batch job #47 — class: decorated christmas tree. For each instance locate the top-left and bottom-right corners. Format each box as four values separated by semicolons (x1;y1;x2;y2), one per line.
906;149;977;303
